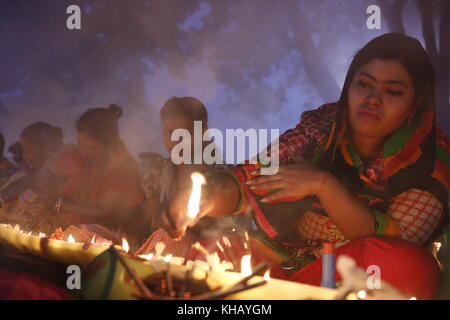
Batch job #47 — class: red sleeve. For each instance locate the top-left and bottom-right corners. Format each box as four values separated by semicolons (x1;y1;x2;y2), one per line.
264;103;337;165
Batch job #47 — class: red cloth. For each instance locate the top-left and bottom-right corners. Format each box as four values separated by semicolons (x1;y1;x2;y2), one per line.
0;269;73;300
290;236;441;300
187;235;440;300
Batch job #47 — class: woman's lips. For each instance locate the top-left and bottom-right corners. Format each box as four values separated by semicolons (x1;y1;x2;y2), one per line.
357;110;381;121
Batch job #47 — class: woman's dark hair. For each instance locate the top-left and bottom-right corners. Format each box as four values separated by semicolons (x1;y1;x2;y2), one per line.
339;32;435;115
160;97;208;124
76;104;123;149
20;122;63;153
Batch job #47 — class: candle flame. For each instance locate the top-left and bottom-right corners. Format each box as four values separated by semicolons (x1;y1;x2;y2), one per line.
216;241;224;252
91;235;96;244
409;297;417;300
163;254;173;262
121;238;129;253
67;234;75;243
263;270;271;281
356;290;367;299
187;172;206;220
39;232;46;238
28;231;32;235
434;242;442;250
241;254;252;276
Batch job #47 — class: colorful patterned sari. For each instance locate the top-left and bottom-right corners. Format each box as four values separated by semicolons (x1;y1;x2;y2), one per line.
230;102;449;267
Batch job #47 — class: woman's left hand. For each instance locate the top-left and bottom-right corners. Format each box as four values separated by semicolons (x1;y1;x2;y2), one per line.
245;160;329;204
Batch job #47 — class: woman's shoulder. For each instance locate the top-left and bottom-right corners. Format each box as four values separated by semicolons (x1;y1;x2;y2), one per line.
140;153;171;198
139;153;170;178
46;143;85;177
298;102;338;129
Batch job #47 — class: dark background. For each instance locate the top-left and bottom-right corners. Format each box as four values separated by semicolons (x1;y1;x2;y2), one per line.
0;0;448;160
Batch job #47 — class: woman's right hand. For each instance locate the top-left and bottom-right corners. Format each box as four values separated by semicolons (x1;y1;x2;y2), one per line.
159;186;215;239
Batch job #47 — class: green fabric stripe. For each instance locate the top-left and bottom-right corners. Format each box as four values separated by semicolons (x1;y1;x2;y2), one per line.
310;141;327;165
373;209;389;235
100;250;117;300
347;143;363;173
437;145;450;169
383;118;417;158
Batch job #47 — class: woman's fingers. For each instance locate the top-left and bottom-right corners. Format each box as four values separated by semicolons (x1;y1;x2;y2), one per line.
249;180;285;191
261;190;293;203
246;174;284;186
159;209;184;239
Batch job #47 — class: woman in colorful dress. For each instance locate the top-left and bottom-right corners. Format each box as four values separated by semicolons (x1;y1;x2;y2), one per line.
136;97;252;256
163;33;449;299
55;104;145;242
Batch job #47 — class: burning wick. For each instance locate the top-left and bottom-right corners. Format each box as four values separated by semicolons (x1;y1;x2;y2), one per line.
67;234;75;243
121;238;130;253
241;254;252;276
186;172;206;223
263;270;271;281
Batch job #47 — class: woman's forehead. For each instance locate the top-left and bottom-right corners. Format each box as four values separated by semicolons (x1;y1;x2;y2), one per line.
162;116;193;128
355;59;413;87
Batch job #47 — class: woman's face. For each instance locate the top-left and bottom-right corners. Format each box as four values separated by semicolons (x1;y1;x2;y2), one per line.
77;131;107;161
162;116;195;154
347;59;417;141
20;137;48;170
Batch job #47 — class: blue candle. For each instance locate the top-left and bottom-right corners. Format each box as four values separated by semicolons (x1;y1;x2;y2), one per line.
320;242;336;289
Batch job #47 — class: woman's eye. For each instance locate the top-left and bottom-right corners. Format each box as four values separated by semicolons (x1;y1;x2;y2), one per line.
358;80;370;88
387;89;404;96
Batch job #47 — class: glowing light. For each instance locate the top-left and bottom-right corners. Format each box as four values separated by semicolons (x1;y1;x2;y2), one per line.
139;253;154;260
241;254;252;276
163;254;173;262
39;232;46;238
186;172;206;220
356;290;367;299
216;241;225;252
410;297;417;300
91;235;96;244
434;242;442;250
121;238;130;253
67;234;75;243
28;231;32;235
263;270;271;281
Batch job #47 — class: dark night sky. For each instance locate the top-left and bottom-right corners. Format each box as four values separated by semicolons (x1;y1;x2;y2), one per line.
0;0;448;162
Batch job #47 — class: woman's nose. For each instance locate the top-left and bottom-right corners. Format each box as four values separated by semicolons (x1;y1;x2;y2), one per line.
366;87;382;107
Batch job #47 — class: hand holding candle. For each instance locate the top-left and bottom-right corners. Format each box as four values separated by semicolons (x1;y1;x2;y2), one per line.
162;172;209;239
